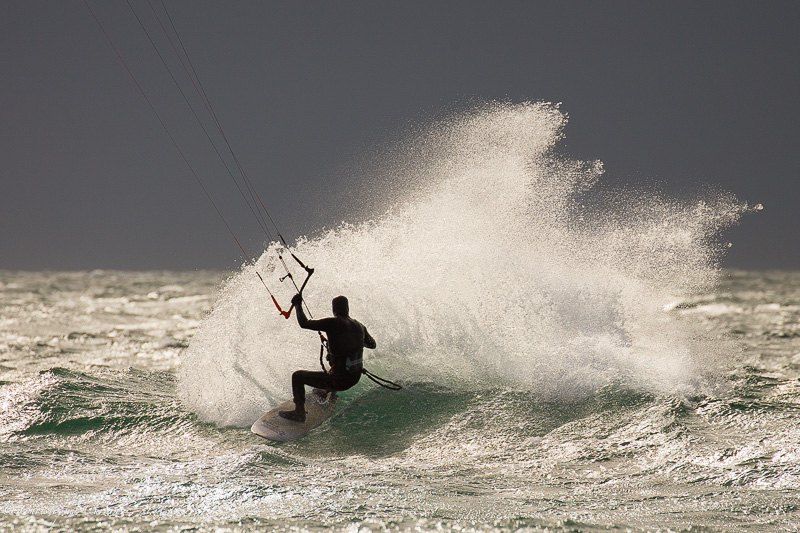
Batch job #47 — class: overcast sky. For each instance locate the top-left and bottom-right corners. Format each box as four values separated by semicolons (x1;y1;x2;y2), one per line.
2;1;798;270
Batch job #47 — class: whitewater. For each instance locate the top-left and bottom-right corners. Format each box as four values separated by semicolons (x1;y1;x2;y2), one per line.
3;102;798;532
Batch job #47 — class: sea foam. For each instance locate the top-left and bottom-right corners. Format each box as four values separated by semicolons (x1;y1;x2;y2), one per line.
179;101;751;427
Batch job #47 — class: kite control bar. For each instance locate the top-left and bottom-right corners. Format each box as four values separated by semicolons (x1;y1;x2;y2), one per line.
267;246;314;319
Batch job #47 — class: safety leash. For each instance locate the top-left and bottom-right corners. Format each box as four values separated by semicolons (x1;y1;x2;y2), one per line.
361;368;403;391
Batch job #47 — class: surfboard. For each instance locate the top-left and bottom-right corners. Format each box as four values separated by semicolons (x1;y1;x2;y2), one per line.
250;388;337;442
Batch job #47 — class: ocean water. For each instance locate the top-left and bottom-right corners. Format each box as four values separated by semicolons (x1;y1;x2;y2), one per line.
2;103;796;532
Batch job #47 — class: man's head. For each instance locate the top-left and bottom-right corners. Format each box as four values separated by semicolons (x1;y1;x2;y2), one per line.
332;295;349;317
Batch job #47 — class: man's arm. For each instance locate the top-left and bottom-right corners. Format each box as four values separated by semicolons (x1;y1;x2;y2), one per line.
363;327;376;349
292;294;333;331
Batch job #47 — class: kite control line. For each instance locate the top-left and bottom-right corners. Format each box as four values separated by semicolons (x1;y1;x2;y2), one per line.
84;0;318;321
86;2;401;392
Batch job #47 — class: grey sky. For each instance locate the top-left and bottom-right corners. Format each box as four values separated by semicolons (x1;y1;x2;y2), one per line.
2;1;798;270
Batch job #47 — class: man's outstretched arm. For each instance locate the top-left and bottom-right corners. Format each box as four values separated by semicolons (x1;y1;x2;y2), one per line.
291;294;332;331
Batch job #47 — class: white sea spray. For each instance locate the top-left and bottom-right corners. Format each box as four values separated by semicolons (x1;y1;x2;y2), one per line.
179;102;750;427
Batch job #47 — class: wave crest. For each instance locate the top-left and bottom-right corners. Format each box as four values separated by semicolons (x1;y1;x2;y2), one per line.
179;101;750;427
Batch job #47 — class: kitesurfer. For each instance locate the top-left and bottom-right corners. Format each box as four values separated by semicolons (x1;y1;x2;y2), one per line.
279;294;376;422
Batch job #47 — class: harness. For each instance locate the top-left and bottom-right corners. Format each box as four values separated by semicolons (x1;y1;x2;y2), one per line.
318;329;402;391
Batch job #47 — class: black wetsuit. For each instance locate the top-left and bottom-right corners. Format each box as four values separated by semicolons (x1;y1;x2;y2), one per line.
291;297;376;409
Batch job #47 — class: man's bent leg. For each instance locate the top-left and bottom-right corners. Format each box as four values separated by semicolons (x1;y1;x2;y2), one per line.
292;370;333;408
281;370;334;423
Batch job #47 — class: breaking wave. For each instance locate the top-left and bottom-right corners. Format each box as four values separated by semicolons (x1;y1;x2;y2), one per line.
179;101;752;427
